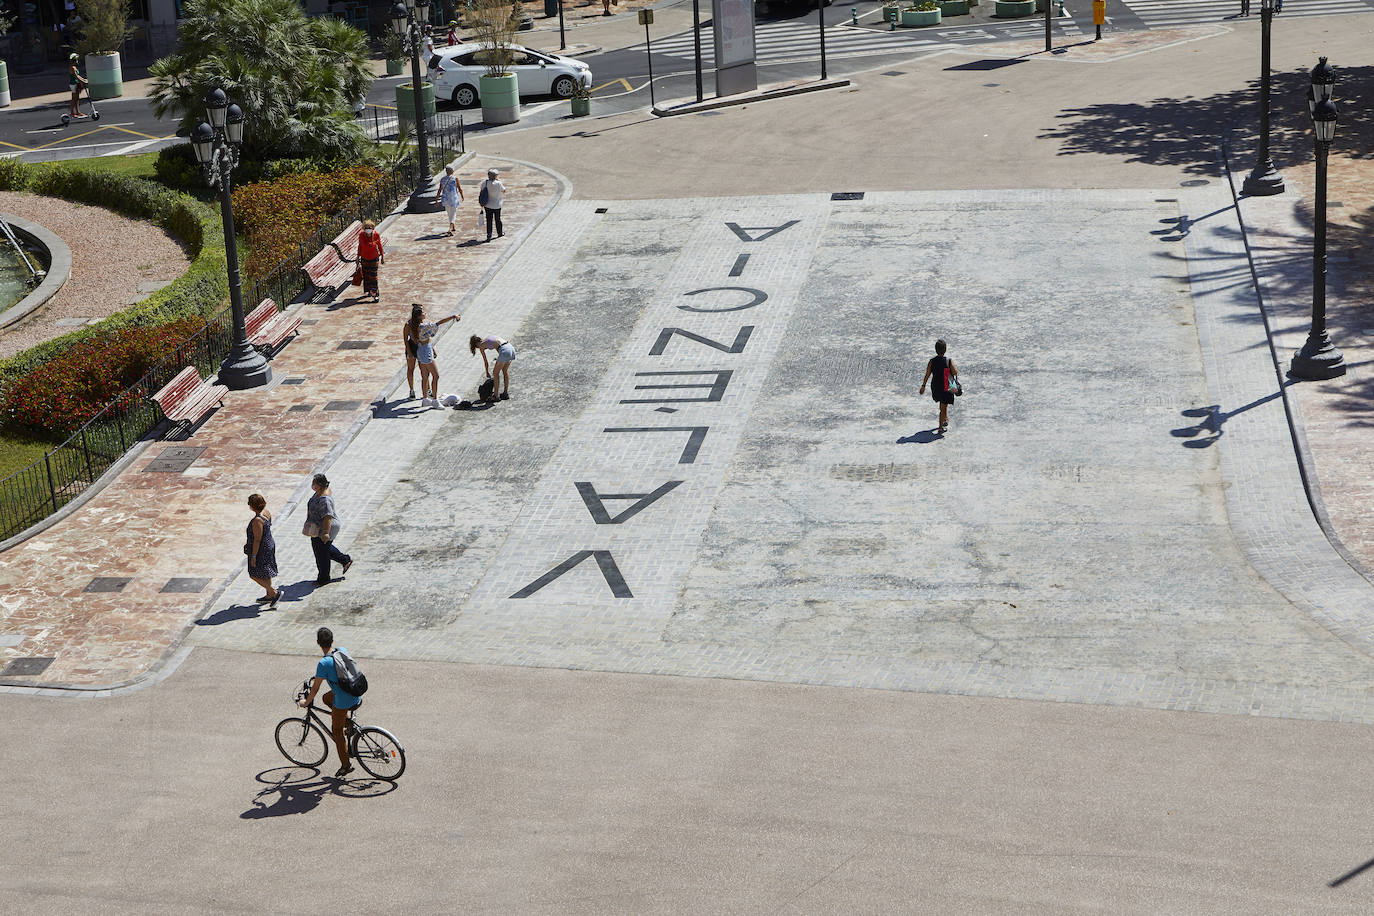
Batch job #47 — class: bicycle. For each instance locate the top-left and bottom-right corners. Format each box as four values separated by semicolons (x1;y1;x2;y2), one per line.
274;681;407;780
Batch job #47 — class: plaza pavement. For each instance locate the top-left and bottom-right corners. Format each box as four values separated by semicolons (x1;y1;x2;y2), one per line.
5;11;1374;912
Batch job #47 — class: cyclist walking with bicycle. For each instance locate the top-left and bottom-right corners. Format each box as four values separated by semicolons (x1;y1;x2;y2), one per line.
298;627;359;777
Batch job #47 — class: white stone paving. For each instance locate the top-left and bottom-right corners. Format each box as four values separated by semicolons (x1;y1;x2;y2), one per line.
190;186;1374;723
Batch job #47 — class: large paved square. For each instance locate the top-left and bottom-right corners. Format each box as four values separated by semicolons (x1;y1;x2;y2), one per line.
192;190;1374;718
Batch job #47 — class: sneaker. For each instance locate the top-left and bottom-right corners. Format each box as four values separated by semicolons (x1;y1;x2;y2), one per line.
499;392;509;400
334;763;354;778
408;389;416;400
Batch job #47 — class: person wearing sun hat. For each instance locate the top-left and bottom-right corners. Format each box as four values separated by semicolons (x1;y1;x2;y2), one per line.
446;20;460;44
67;54;88;120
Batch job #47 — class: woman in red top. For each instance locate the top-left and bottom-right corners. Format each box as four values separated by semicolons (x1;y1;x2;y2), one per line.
356;220;384;302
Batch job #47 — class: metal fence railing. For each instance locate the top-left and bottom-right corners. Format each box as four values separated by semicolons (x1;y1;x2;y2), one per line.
0;123;466;542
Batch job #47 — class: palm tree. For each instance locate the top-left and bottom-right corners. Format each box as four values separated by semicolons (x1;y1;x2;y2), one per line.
149;0;373;165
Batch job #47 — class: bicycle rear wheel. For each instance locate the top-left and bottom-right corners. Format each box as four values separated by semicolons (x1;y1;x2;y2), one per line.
275;716;329;767
351;726;406;779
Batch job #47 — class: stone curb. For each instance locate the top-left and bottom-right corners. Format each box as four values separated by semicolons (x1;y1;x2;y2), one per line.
652;77;851;116
1221;140;1374;587
0;211;71;332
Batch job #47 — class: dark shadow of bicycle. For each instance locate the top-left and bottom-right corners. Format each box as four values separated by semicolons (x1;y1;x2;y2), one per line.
241;766;396;819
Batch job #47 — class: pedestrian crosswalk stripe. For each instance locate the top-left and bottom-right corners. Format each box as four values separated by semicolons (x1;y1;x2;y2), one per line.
1118;0;1372;27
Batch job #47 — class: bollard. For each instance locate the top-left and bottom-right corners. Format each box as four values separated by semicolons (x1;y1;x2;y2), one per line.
890;15;895;28
851;6;858;23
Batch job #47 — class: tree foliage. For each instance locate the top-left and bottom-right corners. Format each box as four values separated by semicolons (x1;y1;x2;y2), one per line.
73;0;133;55
148;0;373;164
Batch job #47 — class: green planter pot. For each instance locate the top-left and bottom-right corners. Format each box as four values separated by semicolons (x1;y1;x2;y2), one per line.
0;60;9;108
900;8;941;25
994;0;1034;14
480;72;520;125
570;96;590;117
395;80;436;133
386;58;405;76
882;5;900;20
935;0;969;15
85;51;122;100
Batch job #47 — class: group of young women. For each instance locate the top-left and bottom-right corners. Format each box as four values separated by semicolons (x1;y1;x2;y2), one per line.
402;305;515;408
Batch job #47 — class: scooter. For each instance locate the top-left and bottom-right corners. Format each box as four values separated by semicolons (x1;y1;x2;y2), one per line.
60;90;100;127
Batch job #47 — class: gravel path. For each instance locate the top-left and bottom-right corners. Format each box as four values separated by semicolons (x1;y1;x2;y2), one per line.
0;190;191;360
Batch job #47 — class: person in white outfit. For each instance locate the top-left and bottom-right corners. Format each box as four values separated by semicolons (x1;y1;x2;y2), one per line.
479;168;505;242
433;165;464;236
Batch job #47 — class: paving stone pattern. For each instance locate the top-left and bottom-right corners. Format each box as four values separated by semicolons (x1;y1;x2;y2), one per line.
0;156;555;688
191;189;1374;722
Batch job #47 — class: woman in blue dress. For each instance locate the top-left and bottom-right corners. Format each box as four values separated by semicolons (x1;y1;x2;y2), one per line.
245;493;280;606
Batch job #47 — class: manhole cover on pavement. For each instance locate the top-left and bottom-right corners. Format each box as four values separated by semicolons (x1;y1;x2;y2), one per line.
1180;179;1210;187
161;578;210;593
0;657;54;677
324;401;362;411
84;577;131;593
337;340;373;350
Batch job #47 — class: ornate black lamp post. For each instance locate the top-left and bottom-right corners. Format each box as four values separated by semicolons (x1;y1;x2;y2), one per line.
1242;0;1285;196
191;88;271;391
1290;57;1346;380
391;0;442;214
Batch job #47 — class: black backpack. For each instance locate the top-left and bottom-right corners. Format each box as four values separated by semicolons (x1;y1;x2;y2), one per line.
478;377;495;402
330;649;369;697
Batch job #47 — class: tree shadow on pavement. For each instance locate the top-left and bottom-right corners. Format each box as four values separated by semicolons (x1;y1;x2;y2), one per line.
1037;65;1374;176
241;766;396;819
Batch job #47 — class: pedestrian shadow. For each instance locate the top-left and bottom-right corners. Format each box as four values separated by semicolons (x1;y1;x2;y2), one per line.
374;399;432;420
194;580;321;626
898;428;943;444
455;238;485;248
1171;387;1285;447
194;602;268;626
414;232;450;241
325;294;371;311
241;766;395;819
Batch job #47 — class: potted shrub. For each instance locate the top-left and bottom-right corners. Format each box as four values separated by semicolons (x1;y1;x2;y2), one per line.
882;1;900;21
383;29;406;76
569;74;590;117
74;0;132;100
900;0;941;25
994;0;1034;15
0;5;14;107
934;0;970;15
470;0;519;125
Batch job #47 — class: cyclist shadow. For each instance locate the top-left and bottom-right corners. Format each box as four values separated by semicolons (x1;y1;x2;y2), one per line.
241;766;396;819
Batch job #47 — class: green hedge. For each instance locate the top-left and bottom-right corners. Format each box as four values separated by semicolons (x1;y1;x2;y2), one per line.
0;160;229;392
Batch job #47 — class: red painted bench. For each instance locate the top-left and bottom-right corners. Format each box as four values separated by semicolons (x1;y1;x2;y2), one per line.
150;366;228;437
245;298;301;354
302;220;363;299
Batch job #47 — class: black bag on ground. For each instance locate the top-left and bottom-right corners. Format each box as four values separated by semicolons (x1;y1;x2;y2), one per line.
478;377;495;401
330;649;368;697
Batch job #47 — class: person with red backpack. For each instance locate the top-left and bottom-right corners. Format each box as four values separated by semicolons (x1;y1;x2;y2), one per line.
298;626;364;777
918;338;962;435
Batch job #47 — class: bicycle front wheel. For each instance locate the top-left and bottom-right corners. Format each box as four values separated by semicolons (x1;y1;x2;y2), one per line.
351;726;406;779
275;716;329;767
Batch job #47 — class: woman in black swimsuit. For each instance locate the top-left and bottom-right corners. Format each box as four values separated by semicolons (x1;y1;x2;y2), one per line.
918;338;960;435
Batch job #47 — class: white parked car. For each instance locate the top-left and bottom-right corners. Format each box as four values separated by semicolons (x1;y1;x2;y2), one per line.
431;43;593;108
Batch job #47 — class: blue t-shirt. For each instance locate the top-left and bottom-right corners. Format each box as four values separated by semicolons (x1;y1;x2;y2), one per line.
316;650;360;709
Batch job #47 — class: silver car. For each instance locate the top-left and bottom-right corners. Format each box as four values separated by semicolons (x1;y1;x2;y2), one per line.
431;42;593;108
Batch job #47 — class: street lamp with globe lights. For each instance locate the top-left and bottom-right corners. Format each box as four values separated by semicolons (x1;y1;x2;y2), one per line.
1242;0;1285;197
391;0;442;214
191;88;271;391
1290;57;1346;381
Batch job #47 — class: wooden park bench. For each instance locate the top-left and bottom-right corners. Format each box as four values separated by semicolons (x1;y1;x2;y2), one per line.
302;220;363;301
245;298;301;354
150;366;228;438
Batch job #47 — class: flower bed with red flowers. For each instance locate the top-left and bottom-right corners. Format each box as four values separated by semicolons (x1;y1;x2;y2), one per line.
0;318;208;436
233;165;385;280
